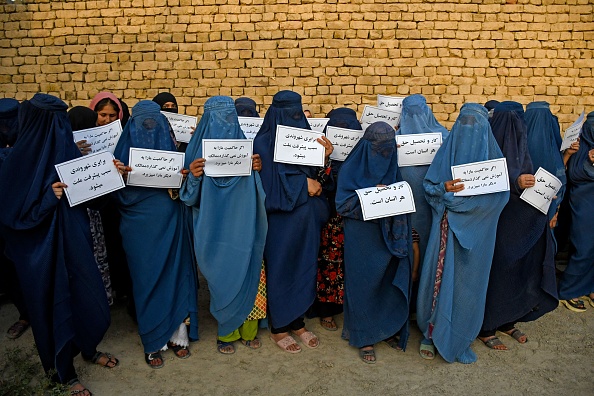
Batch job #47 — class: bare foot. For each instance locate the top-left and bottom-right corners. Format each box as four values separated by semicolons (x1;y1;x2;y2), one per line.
503;328;528;344
70;381;92;396
292;327;319;348
359;346;376;363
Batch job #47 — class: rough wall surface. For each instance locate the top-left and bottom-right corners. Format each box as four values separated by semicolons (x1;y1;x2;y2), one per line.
0;0;592;127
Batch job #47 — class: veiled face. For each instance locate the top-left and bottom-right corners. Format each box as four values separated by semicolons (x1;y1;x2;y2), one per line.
96;103;118;126
161;101;177;110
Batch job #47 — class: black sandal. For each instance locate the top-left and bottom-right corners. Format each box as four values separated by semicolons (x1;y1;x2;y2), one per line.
167;341;191;359
86;351;119;368
145;351;165;369
67;379;92;396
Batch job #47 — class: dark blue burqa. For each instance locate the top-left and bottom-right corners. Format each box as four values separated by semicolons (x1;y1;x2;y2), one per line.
0;94;110;383
396;95;449;270
235;97;259;117
253;90;329;328
524;101;566;222
418;103;508;363
482;101;558;332
336;121;412;349
113;100;198;352
180;96;267;336
558;112;594;299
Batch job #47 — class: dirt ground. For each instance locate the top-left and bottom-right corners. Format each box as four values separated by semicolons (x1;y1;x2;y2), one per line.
1;280;593;396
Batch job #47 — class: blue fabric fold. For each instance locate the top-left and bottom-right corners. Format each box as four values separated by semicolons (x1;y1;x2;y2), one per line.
113;100;198;352
336;121;412;349
417;103;509;363
0;93;110;382
253;90;329;328
180;96;267;336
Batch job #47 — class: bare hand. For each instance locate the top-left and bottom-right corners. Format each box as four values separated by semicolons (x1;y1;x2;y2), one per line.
189;158;205;178
113;159;132;181
307;178;322;197
517;174;535;189
589;148;594;164
317;136;334;162
76;140;92;156
549;211;558;229
181;168;189;180
444;178;464;193
563;139;580;166
52;182;67;199
252;154;262;172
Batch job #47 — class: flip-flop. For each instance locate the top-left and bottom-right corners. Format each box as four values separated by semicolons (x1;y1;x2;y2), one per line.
320;317;338;331
359;347;376;364
269;335;301;354
480;336;508;351
502;329;528;344
168;342;191;359
240;337;262;350
6;320;29;340
216;340;236;355
419;343;435;360
560;299;587;312
145;352;165;369
582;295;594;308
87;351;119;368
293;330;319;349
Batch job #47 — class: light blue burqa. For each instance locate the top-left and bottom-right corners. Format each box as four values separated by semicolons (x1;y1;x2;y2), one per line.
417;104;509;363
397;94;449;267
180;96;267;336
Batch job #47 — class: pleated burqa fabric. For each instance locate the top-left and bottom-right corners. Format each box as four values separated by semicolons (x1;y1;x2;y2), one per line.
336;121;412;349
180;96;267;336
417;103;508;363
482;101;558;333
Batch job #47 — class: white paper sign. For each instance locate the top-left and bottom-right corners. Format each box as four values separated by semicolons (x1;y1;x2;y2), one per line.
202;139;253;177
238;117;264;139
356;182;416;221
560;111;586;151
360;105;401;131
396;133;442;167
520;167;562;214
72;120;122;155
377;95;405;113
451;158;510;196
161;112;197;144
127;148;185;188
307;118;330;133
273;125;325;167
55;151;125;207
326;126;364;161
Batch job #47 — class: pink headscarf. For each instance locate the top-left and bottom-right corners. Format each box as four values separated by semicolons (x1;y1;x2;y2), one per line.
89;92;123;120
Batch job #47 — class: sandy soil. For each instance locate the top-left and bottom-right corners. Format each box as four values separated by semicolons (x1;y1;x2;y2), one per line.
1;281;593;396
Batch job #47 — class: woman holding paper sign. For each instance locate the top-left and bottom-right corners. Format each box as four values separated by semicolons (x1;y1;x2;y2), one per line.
180;96;267;354
113;100;198;369
478;101;558;350
396;94;449;317
311;107;362;332
336;121;413;364
253;90;332;353
558;112;594;312
417;103;509;363
0;93;115;396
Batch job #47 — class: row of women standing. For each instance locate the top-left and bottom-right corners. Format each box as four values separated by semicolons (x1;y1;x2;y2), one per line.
0;90;592;395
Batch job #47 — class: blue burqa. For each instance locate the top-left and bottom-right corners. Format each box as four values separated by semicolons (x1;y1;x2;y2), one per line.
396;95;449;269
336;121;412;349
524;101;566;222
482;101;558;332
0;94;110;382
235;97;259;117
253;90;329;328
417;103;509;363
180;96;267;336
558;112;594;299
113;100;198;352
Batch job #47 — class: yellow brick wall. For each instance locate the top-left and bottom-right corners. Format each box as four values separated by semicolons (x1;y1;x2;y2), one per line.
0;0;592;128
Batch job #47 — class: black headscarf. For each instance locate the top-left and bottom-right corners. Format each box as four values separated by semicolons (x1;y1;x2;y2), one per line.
152;92;178;114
